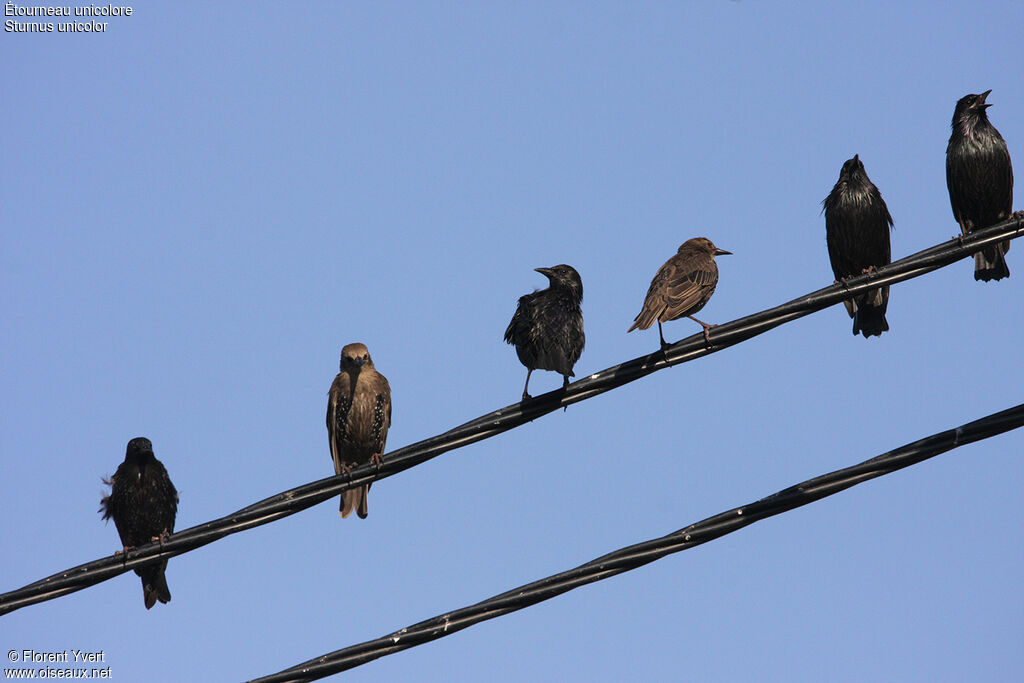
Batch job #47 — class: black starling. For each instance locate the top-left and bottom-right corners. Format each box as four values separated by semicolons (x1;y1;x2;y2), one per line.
504;264;585;401
100;437;178;610
823;154;894;338
628;237;731;349
946;90;1014;281
327;342;392;519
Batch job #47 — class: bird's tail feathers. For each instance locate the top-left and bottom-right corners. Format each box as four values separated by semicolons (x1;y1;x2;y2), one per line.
628;309;657;333
842;299;855;319
846;284;889;338
140;562;171;609
341;485;370;520
852;298;889;339
974;245;1010;281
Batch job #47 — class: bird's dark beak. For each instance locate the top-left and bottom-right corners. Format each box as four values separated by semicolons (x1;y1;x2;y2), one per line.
714;248;732;256
978;89;993;108
535;267;554;277
352;357;365;368
852;153;859;162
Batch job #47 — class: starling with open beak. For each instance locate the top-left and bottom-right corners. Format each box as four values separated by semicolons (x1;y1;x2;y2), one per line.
946;89;1014;281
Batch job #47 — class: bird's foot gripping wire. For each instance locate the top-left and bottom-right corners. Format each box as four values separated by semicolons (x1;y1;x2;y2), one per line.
657;340;670;364
149;530;171;554
114;545;135;568
689;315;715;348
701;327;714;347
657;322;671;363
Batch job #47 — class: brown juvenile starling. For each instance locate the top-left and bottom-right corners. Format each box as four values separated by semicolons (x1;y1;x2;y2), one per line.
946;90;1014;281
504;264;585;401
100;437;179;610
823;154;894;338
628;237;731;349
327;342;392;519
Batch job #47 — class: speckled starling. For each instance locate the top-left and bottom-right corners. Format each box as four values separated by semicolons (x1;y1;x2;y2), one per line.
504;264;585;401
823;154;894;338
946;90;1014;281
327;343;392;519
628;237;730;349
100;437;178;610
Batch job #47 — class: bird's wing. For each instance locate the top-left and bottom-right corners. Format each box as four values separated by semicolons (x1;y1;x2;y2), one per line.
570;306;585;360
629;267;674;331
945;141;969;230
824;221;846;281
367;372;392;455
371;393;390;454
661;262;717;320
504;294;531;344
1004;155;1014;213
987;146;1015;221
152;460;178;533
327;381;352;474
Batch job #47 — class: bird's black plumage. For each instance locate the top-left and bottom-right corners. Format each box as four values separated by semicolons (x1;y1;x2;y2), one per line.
504;264;585;401
946;90;1014;281
823;154;894;338
628;237;731;349
100;437;178;609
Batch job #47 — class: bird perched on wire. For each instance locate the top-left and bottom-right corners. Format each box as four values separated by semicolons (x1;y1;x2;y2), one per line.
504;264;585;401
100;437;179;610
946;89;1014;281
628;237;731;350
327;342;392;519
823;154;894;338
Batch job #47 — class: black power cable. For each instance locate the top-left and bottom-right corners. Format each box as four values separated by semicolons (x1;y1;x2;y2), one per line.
1;215;1020;617
249;402;1024;682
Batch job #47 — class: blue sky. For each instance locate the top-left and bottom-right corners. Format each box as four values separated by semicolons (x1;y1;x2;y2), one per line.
3;3;1023;681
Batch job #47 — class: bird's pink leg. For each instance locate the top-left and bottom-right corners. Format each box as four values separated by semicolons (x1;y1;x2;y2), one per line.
689;315;714;346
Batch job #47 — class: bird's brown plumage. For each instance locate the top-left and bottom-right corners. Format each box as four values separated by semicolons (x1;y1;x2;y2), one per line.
327;343;391;519
628;237;731;348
